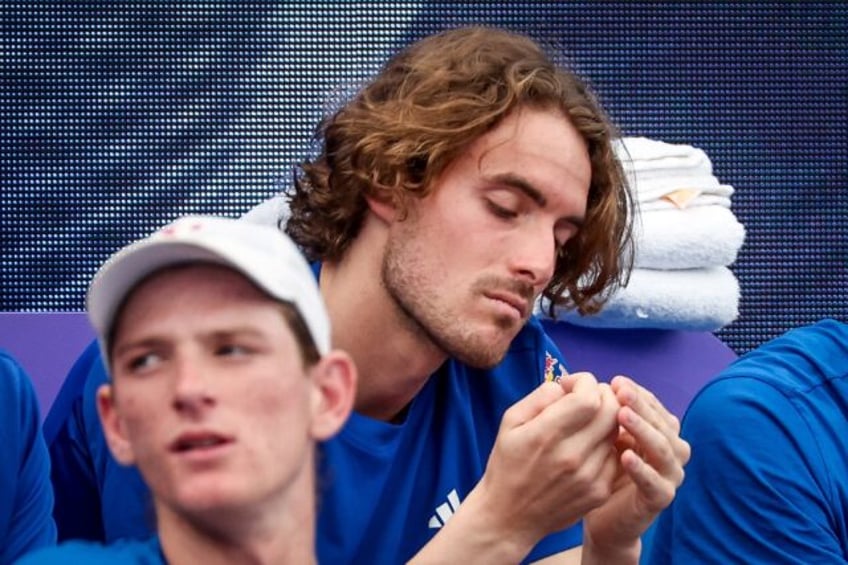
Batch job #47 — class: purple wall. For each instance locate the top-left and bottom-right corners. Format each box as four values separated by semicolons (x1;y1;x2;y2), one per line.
0;312;736;421
0;313;96;418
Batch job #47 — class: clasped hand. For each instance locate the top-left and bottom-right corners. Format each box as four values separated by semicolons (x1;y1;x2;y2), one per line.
476;372;690;561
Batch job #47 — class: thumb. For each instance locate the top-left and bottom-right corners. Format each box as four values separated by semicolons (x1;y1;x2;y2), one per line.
558;371;599;394
501;381;564;430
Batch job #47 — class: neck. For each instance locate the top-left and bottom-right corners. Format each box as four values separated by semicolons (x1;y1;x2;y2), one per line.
320;220;447;421
155;464;318;564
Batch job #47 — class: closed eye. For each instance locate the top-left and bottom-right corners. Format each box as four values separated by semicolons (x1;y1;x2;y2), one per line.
486;199;518;220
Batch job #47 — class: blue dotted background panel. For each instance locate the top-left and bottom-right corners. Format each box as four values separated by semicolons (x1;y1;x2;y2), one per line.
3;1;847;354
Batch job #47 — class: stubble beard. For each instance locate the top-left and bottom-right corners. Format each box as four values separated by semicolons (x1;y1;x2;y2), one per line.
380;232;524;370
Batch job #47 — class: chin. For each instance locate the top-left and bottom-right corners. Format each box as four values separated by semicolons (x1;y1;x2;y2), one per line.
448;333;512;369
171;481;250;514
462;348;509;369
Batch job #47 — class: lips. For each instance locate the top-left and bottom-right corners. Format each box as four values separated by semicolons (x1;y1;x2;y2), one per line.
484;290;529;319
170;431;234;453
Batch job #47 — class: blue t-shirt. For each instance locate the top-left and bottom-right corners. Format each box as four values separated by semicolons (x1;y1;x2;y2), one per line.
46;316;580;563
645;319;848;564
17;536;163;564
44;341;153;542
0;351;57;563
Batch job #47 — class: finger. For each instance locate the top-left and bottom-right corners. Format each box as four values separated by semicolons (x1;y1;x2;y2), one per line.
612;376;680;440
558;370;598;394
535;376;617;440
613;375;667;423
613;426;638;454
632;382;681;434
577;383;620;445
555;439;619;504
594;445;620;495
618;405;687;485
501;381;565;429
620;448;678;513
598;383;623;443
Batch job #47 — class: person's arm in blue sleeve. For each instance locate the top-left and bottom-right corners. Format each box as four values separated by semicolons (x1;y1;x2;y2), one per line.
43;340;107;541
45;340;153;543
0;351;57;562
647;376;845;564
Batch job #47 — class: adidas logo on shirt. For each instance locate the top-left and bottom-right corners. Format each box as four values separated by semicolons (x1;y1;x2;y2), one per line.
428;489;462;529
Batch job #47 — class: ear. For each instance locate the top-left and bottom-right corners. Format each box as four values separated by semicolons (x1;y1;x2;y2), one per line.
308;350;357;441
363;193;400;224
96;384;137;466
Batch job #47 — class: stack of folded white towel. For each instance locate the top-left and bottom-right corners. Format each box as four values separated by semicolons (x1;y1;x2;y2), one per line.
545;137;745;331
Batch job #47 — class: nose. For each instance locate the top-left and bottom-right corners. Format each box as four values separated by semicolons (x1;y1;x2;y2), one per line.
508;223;557;290
172;355;215;415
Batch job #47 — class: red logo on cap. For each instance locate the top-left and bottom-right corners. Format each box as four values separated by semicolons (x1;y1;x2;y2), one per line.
159;220;204;238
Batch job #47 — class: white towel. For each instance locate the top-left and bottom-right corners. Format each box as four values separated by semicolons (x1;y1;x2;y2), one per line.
615;137;734;212
628;176;734;203
634;206;745;269
638;194;733;212
614;137;713;175
241;193;289;227
627;176;733;198
539;266;740;331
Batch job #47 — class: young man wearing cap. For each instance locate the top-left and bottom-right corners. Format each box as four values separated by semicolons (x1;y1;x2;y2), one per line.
23;216;356;563
46;27;689;564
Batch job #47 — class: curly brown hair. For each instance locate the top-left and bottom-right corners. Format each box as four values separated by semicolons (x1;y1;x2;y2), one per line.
287;25;633;315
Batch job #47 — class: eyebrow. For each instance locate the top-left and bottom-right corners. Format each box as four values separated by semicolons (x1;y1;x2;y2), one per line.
203;328;270;344
113;327;268;356
112;337;167;360
485;172;585;228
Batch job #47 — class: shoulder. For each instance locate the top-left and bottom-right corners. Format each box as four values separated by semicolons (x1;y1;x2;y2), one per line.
649;320;848;563
0;350;35;399
17;537;163;564
0;350;41;432
691;319;848;410
0;352;56;563
716;319;848;389
42;339;107;443
682;319;848;469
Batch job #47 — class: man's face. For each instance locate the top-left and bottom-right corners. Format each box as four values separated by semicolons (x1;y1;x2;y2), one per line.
382;106;591;368
99;264;318;517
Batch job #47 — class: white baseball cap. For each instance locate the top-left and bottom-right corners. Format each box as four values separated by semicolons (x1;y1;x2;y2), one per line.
87;215;330;360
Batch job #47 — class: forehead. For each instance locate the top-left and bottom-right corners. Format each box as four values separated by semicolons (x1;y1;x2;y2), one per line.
110;264;281;341
463;107;591;208
478;107;588;164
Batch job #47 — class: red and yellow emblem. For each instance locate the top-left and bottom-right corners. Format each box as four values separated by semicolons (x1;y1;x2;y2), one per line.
544;351;569;383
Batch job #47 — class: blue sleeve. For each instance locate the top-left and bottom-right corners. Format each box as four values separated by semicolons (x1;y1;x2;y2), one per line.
646;377;844;564
44;340;153;543
16;537;164;564
0;351;57;563
525;522;583;563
